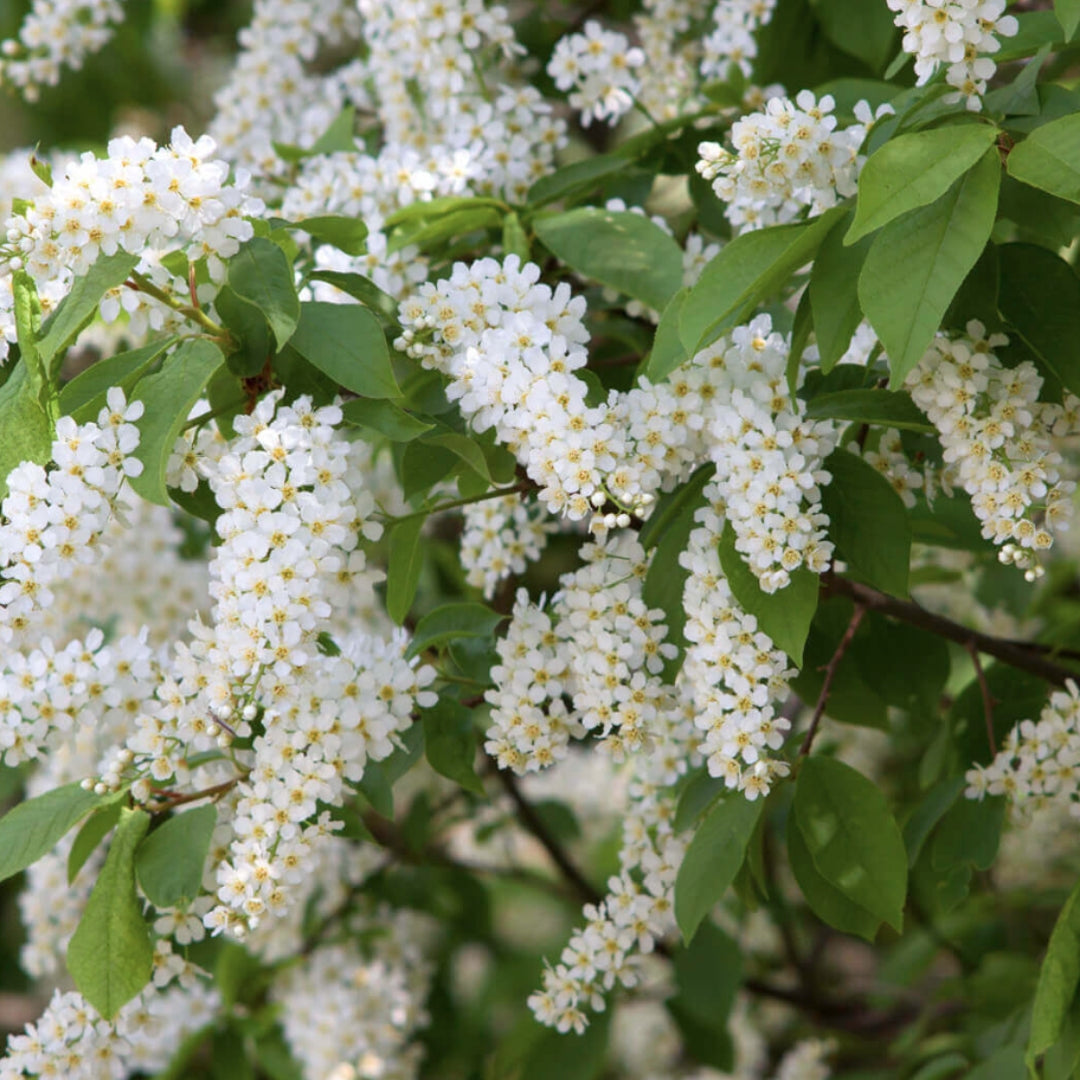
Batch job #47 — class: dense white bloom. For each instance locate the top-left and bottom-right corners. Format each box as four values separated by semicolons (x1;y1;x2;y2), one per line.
700;0;777;80
887;0;1019;109
548;21;646;127
460;493;555;599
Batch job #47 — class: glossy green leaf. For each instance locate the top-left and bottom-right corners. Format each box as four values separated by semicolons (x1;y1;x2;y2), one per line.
533;207;684;313
1007;112;1080;205
386;515;425;625
717;523;818;666
0;782;106;884
228;237;300;349
674;793;764;942
821;448;911;596
128;339;224;506
289;301;399;399
794;756;907;931
60;337;177;422
1030;876;1080;1069
846;125;998;244
135;804;217;908
67;808;154;1019
406;603;506;659
860;148;1000;388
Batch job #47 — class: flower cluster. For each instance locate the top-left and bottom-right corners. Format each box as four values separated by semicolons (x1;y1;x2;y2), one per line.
460;493;555;599
966;681;1080;822
851;427;926;509
484;536;676;773
270;910;435;1080
887;0;1019;109
0;0;124;101
907;322;1079;579
548;21;646;127
700;0;778;80
0;390;144;647
696;92;877;232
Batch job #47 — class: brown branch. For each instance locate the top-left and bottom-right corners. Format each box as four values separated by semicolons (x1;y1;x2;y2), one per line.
147;776;242;813
823;573;1080;687
966;642;998;756
491;764;602;906
800;604;866;756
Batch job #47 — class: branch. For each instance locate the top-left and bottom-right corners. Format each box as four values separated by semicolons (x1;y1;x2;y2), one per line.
966;642;997;756
824;573;1080;687
800;603;866;756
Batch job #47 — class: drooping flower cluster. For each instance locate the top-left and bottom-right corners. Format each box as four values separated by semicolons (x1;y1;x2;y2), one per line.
484;536;677;774
0;0;124;101
966;680;1080;822
887;0;1019;110
0;390;144;646
907;322;1079;579
700;0;778;79
547;21;646;127
460;493;555;599
851;427;926;510
269;910;435;1080
696;93;879;232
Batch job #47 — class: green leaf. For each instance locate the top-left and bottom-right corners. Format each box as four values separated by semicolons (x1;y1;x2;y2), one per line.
67;807;154;1019
811;0;898;70
228;238;300;349
215;285;271;378
717;522;818;666
846;125;998;244
341;397;433;441
640;463;715;550
386;515;425;625
1029;876;1080;1069
859;148;1001;388
787;807;881;941
306;270;400;328
420;699;484;795
803;388;935;431
60;337;177;422
0;361;55;502
0;782;106;883
135;804;217;908
998;243;1080;399
502;212;530;261
640;287;690;382
902;776;964;868
128;339;225;506
810;213;871;371
406;603;506;659
820;448;911;596
286;214;368;255
527;155;626;206
1007;112;1080;205
389;205;503;254
1057;0;1080;39
929;795;1003;874
288;301;399;399
674;793;764;942
68;802;123;884
793;756;907;932
680;208;843;354
533;207;684;313
517;1009;611;1080
37;251;140;375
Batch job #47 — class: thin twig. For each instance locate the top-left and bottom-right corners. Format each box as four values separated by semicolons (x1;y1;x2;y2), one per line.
800;604;866;756
147;776;242;813
824;573;1080;687
966;642;997;756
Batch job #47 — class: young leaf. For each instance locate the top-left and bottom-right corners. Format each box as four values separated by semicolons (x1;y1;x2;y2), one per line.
60;337;177;422
386;515;426;625
809;214;871;372
859;148;1001;388
997;243;1080;398
793;756;908;932
680;208;843;354
533;207;684;313
717;523;818;666
288;301;399;399
0;782;106;884
67;807;154;1019
420;699;485;795
1007;112;1080;205
135;804;217;908
1029;876;1080;1070
405;603;506;659
227;237;300;349
128;339;225;506
846;125;998;244
820;448;911;596
674;793;764;942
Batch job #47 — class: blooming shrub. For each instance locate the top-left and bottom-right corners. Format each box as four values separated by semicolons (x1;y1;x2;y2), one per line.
0;1;1077;1078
